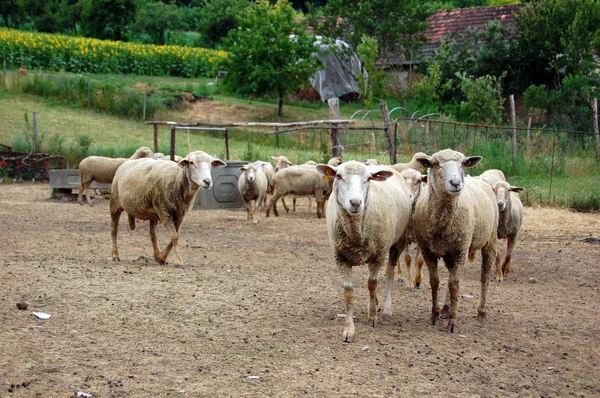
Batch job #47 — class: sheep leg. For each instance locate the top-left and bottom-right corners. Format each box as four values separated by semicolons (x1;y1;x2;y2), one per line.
292;197;297;212
367;261;382;327
250;199;259;224
423;250;441;326
308;196;314;212
339;263;356;343
478;242;496;323
266;193;280;217
110;205;122;261
281;196;290;213
383;244;402;321
316;198;326;219
246;206;250;221
395;249;407;283
502;236;516;275
415;250;424;289
149;219;163;264
495;250;503;282
81;179;94;206
445;258;461;333
160;219;183;266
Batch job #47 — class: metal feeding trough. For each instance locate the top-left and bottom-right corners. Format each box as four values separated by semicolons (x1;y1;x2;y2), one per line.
193;160;247;210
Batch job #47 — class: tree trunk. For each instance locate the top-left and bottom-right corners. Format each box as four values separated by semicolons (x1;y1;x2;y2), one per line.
277;90;284;117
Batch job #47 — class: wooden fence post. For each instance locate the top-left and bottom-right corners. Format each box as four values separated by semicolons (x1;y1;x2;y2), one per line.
170;126;176;161
328;98;342;158
594;98;599;160
87;79;91;108
153;113;159;153
39;67;42;95
380;100;395;164
510;94;517;164
143;88;147;121
527;117;532;156
33;112;39;153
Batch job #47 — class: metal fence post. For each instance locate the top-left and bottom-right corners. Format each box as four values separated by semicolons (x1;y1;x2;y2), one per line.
510;94;517;164
33;112;39;153
548;130;557;203
87;79;91;108
170;126;176;161
225;128;230;160
153;114;159;153
594;98;599;160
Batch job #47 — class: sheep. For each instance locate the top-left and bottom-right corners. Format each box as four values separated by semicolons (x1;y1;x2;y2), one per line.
390;152;428;173
316;161;412;342
238;162;268;224
78;146;153;206
396;168;427;289
478;169;507;186
288;158;342;213
490;181;524;281
253;160;275;210
110;150;226;266
272;155;292;172
363;159;380;165
266;164;333;219
413;149;499;333
152;152;166;160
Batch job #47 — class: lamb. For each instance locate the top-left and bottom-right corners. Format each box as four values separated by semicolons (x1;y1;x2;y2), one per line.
316;161;412;342
110;150;226;266
78;146;153;206
396;168;427;289
490;180;524;281
478;169;507;186
413;149;499;333
390;152;428;173
238;162;268;224
266;163;333;219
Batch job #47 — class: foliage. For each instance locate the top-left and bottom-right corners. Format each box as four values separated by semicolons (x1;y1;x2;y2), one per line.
455;71;505;123
412;62;452;109
80;0;136;41
311;0;434;69
196;0;250;49
217;0;320;117
356;35;384;106
0;28;226;78
129;1;188;46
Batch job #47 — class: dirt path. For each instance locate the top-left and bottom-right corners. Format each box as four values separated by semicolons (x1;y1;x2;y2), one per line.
1;182;599;397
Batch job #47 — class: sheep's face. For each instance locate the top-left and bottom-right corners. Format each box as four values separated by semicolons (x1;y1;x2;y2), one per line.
272;156;292;172
180;151;226;190
317;161;393;216
241;163;259;183
417;149;481;197
363;159;379;166
492;181;524;212
401;169;425;203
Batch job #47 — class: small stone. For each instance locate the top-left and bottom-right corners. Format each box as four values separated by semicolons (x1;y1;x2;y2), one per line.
16;302;29;310
529;277;538;284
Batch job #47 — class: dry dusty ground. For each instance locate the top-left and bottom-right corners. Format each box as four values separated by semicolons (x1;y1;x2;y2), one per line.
1;182;600;398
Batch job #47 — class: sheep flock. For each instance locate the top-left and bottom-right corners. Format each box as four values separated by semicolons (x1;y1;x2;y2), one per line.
76;147;526;342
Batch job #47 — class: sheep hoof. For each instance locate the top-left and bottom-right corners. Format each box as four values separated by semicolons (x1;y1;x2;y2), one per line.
496;278;503;283
156;259;166;265
253;220;259;225
396;277;405;284
382;314;392;322
447;321;458;333
477;310;487;322
344;335;354;343
431;318;441;327
414;283;422;290
175;264;185;269
112;257;120;262
441;305;450;319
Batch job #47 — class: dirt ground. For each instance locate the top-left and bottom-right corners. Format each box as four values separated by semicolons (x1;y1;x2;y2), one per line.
1;182;600;398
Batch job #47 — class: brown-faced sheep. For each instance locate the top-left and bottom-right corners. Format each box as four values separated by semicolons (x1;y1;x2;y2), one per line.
78;146;153;206
317;161;412;342
390;152;428;173
110;150;226;266
396;168;427;289
238;162;268;224
414;149;499;333
490;181;524;281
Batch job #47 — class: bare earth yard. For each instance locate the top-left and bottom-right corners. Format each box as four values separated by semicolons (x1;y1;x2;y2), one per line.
1;182;600;397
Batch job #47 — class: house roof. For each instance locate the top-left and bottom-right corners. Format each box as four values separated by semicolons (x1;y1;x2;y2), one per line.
419;4;524;62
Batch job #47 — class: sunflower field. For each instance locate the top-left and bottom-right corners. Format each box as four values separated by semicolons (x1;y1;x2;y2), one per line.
0;29;227;78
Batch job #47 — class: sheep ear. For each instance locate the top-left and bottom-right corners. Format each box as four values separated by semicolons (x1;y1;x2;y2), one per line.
416;156;433;169
369;170;394;181
421;175;428;184
271;156;278;160
239;166;247;172
178;158;189;167
463;156;482;168
316;164;336;176
510;186;524;193
212;159;227;168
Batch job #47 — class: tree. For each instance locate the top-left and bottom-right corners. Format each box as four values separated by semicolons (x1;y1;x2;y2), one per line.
217;0;321;117
80;0;136;41
0;0;22;28
196;0;250;49
310;0;434;68
130;1;187;45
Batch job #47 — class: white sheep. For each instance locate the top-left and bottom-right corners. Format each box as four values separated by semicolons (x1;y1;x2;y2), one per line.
288;157;342;213
363;158;380;165
390;152;428;173
413;149;499;333
110;150;226;266
271;155;292;172
253;160;275;210
266;163;333;219
396;168;427;289
78;146;153;206
316;161;412;343
478;169;507;186
490;180;524;281
238;162;268;224
152;152;166;160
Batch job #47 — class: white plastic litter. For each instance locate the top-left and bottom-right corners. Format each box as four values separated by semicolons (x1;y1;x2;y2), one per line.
32;312;51;320
248;376;260;380
75;392;92;398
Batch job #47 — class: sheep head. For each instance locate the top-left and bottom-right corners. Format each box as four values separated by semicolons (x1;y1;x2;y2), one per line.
240;163;259;183
416;149;481;197
317;161;393;216
272;156;292;172
178;151;226;190
401;168;427;203
492;181;524;212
